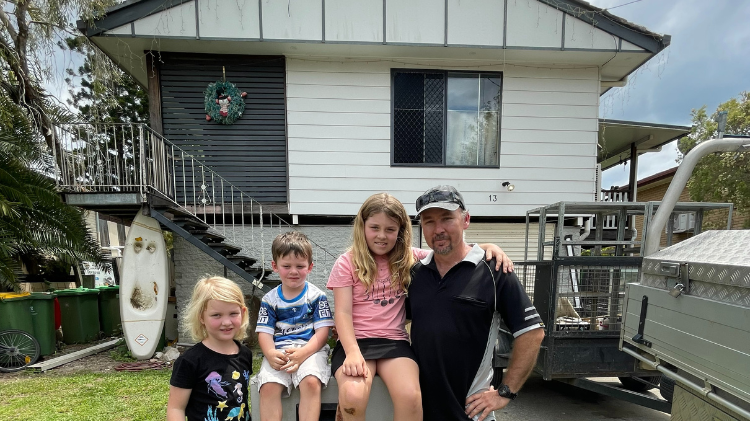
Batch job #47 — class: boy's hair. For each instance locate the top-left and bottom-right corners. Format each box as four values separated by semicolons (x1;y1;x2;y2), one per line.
182;276;249;342
272;231;313;264
351;193;415;293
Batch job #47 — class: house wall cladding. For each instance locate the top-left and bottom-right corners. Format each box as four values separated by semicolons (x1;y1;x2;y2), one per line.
285;58;599;217
159;53;287;203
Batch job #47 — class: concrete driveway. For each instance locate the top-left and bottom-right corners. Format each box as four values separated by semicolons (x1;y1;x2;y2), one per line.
496;375;670;420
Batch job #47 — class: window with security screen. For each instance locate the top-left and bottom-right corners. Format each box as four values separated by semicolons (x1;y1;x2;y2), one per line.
392;70;502;167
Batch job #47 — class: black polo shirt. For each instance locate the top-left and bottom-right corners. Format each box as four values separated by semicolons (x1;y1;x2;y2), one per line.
408;245;542;421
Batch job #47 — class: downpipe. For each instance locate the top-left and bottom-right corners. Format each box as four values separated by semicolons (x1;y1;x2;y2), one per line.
642;137;750;256
621;347;750;420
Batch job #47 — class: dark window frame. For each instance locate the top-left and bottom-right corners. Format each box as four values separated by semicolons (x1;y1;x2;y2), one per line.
390;69;503;168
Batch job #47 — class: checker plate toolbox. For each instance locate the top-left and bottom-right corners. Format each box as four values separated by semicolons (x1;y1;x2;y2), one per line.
622;230;750;419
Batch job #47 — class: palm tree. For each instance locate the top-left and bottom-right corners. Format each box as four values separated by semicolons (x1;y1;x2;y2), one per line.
0;93;101;291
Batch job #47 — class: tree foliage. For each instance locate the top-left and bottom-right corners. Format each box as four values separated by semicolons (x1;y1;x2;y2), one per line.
64;36;149;124
678;92;750;222
0;0;118;289
0;95;101;290
0;0;118;149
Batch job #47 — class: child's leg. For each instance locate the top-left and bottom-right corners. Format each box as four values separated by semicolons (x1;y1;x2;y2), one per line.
297;375;322;421
334;360;377;421
259;382;285;421
376;357;423;421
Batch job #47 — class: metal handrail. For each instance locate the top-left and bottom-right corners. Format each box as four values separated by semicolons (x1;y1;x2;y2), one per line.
52;122;338;273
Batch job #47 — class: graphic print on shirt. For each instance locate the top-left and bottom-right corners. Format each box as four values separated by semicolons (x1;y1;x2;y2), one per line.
364;273;403;306
205;371;229;398
203;369;249;421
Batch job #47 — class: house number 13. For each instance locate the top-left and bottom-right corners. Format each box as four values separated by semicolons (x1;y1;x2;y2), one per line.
489;194;498;202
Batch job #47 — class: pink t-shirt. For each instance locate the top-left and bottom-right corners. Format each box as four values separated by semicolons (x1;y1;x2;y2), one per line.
327;248;430;341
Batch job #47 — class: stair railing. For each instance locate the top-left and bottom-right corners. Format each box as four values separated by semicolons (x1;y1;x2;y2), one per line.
52;122;338;282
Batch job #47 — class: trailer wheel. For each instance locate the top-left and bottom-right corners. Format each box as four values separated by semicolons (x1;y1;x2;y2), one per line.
660;376;675;403
618;375;661;392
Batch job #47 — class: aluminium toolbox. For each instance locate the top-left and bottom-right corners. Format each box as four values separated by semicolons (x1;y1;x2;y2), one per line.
621;230;750;408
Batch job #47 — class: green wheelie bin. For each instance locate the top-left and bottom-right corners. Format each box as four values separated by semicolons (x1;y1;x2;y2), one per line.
56;288;100;344
96;285;121;337
28;292;57;356
0;293;34;335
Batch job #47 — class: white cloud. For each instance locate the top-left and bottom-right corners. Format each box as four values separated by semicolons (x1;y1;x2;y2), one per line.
592;0;750;186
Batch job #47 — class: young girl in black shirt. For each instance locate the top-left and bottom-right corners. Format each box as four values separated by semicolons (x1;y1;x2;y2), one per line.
167;276;253;421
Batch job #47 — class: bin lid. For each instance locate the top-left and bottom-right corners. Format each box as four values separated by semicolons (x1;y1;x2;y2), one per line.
0;292;31;302
55;287;100;296
28;292;57;300
96;285;120;291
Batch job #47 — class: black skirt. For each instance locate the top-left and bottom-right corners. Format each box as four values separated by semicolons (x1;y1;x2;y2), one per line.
330;338;416;376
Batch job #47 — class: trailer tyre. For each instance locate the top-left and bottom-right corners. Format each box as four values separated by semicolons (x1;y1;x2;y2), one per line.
660;376;675;403
618;376;661;392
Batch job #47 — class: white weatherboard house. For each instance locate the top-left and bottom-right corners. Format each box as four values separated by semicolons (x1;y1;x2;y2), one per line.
77;0;675;307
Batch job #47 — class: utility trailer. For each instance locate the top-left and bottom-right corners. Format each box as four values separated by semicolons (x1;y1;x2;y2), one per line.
514;200;731;412
620;136;750;421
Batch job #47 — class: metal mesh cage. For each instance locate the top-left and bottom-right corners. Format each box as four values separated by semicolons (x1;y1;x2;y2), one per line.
393;72;444;164
553;263;639;335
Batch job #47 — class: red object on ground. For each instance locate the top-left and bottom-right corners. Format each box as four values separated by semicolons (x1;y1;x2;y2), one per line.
53;297;61;330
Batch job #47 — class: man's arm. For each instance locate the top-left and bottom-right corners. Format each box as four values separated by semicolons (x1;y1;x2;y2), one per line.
464;327;545;421
501;327;544;392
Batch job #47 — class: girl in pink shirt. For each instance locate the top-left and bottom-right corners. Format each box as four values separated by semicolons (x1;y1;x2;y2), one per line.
327;193;510;421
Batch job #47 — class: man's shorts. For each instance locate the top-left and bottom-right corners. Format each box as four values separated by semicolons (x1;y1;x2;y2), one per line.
255;345;331;397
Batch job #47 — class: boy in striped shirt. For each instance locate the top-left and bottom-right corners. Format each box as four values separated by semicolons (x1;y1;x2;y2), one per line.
255;231;334;421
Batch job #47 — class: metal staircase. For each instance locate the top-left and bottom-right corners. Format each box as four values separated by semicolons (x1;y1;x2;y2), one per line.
51;122;336;298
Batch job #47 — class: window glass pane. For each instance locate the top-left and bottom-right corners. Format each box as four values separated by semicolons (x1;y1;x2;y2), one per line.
394;109;426;163
393;72;444;164
447;74;479;112
446;110;478;165
478;111;499;165
446;73;500;166
480;76;502;111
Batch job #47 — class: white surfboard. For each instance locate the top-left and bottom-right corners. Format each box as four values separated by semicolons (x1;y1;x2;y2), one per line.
120;206;169;360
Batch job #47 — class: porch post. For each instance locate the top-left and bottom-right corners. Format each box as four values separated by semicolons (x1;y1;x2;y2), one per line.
628;142;638;202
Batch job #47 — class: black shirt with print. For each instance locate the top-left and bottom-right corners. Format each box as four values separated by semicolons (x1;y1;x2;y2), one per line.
170;341;253;421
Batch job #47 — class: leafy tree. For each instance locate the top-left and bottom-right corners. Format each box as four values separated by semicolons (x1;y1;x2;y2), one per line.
0;0;117;289
0;96;101;290
678;92;750;226
64;36;149;124
0;0;118;151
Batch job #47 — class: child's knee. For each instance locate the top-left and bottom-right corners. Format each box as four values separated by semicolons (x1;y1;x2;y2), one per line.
298;375;322;393
338;380;368;407
394;387;422;412
260;382;285;397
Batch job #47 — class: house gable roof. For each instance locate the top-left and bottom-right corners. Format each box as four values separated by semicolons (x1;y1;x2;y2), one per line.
82;0;668;54
81;0;670;92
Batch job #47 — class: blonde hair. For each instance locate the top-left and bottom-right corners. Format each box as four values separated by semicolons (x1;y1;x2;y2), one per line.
272;231;313;264
350;193;415;293
182;276;249;342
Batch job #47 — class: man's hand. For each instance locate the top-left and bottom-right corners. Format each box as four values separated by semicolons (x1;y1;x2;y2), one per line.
281;346;311;373
465;387;510;421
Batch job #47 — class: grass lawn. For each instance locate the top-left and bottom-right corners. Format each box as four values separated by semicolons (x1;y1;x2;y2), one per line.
0;370;171;421
0;348;264;421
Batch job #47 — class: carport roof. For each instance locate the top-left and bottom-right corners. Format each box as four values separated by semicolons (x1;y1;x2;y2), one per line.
598;119;691;170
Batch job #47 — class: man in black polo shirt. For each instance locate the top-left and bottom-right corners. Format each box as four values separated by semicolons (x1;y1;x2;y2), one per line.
409;185;545;421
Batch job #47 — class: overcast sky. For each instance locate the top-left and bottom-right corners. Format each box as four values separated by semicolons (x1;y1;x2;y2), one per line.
589;0;750;188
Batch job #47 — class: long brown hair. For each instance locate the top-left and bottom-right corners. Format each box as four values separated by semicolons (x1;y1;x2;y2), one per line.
350;193;415;293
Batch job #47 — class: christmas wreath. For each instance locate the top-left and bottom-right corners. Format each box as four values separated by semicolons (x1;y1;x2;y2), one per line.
204;80;247;125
